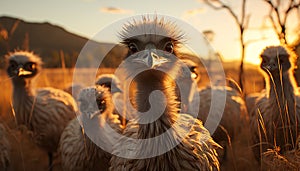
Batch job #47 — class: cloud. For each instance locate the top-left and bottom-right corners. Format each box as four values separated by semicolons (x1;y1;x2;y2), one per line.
183;8;206;17
100;7;134;14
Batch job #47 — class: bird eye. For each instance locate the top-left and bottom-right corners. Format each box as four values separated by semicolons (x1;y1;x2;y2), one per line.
261;59;268;65
9;61;18;69
24;62;36;71
97;99;106;113
164;42;174;53
128;43;138;54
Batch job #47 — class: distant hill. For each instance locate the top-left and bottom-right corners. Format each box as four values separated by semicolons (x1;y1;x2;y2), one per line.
0;16;126;68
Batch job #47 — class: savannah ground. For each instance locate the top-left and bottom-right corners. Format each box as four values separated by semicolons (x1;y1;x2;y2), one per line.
0;64;264;171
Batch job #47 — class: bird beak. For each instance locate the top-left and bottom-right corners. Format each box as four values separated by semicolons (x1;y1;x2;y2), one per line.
150;52;169;68
18;68;32;76
133;50;169;68
111;86;122;94
88;111;99;119
191;72;198;80
265;63;279;72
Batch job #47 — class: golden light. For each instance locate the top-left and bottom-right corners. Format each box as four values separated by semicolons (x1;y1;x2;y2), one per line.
244;29;280;65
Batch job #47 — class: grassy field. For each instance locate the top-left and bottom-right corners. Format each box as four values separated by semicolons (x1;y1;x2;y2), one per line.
0;64;265;171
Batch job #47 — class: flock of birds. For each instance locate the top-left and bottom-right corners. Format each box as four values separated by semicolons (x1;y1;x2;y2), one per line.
1;16;300;170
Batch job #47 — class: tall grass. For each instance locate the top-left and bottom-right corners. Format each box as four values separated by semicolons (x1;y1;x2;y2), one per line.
0;65;264;170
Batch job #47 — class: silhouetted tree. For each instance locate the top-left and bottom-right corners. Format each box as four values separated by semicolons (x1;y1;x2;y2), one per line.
263;0;300;45
203;0;250;94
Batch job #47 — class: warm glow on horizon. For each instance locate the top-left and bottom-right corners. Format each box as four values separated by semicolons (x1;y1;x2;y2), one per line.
244;27;281;65
0;0;299;68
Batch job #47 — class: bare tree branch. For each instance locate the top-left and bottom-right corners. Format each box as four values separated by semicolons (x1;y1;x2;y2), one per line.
263;0;300;44
241;0;247;28
267;6;282;39
203;0;249;93
203;0;241;28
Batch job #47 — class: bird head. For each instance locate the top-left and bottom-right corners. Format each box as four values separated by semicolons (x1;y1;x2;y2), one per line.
260;45;295;76
118;16;185;76
78;86;113;120
95;74;123;94
180;59;200;82
6;51;42;79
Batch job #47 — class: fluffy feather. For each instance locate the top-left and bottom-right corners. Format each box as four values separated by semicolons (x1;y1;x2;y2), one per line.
250;45;300;161
6;51;77;169
110;16;220;171
60;86;123;171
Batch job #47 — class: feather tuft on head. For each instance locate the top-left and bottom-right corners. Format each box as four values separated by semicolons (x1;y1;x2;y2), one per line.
260;45;297;67
5;50;43;66
119;15;185;43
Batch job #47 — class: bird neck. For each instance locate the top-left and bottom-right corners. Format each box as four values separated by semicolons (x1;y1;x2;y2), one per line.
266;70;299;150
267;71;296;106
133;70;179;138
11;78;35;126
12;78;34;95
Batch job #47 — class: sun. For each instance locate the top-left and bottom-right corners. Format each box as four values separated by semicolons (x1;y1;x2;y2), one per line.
244;33;280;65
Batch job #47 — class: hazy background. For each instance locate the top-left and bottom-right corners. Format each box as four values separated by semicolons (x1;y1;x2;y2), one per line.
1;0;298;64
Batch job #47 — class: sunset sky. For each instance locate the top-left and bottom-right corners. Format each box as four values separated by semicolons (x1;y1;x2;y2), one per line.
1;0;299;65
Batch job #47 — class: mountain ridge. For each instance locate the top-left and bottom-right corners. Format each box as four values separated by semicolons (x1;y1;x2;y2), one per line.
0;16;125;68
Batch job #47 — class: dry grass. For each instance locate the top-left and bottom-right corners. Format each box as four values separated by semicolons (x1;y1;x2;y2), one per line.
0;67;114;171
262;146;300;171
0;64;265;171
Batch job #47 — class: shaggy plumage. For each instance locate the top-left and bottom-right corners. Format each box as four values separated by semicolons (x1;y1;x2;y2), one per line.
0;124;10;171
196;86;248;139
95;74;128;124
180;59;249;163
110;16;220;171
250;45;300;161
195;86;249;165
246;89;266;115
6;51;78;170
63;83;83;100
59;86;123;171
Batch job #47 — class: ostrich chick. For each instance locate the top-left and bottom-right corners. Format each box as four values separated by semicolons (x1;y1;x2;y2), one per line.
95;74;137;124
6;51;78;170
250;45;300;160
60;86;123;171
110;16;220;171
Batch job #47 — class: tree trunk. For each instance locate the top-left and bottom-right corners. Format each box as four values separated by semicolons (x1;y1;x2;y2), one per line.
238;28;245;95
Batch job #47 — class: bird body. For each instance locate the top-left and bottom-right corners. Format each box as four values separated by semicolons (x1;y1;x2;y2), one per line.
110;69;220;171
180;58;249;163
250;46;300;160
6;51;77;169
0;124;10;171
196;86;248;141
188;85;249;166
175;58;249;148
60;86;123;171
245;89;265;115
111;114;220;171
59;118;105;171
110;16;220;171
63;83;83;100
